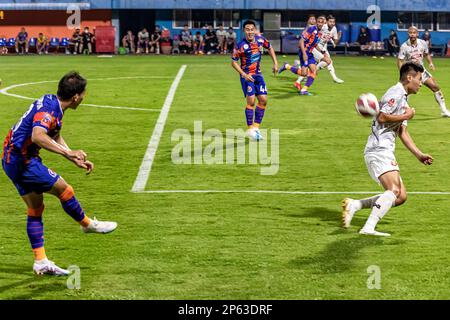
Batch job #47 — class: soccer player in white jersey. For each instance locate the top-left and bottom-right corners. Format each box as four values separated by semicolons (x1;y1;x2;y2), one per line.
342;62;434;236
314;15;344;83
398;26;450;117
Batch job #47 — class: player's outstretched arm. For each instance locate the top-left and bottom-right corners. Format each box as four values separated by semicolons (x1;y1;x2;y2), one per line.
425;53;435;71
54;133;71;151
267;47;278;75
31;127;92;171
299;38;307;61
399;125;433;165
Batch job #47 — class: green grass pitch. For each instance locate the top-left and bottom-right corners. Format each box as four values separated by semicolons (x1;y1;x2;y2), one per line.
0;54;449;299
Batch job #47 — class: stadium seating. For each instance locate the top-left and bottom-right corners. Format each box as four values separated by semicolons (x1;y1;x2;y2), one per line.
7;38;15;48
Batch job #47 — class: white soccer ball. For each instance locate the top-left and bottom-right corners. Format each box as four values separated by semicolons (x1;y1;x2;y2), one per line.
355;93;380;118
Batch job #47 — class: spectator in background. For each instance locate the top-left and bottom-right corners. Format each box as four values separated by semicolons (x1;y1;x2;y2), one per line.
422;29;432;53
80;27;95;54
150;26;161;54
216;24;227;54
122;30;136;54
179;25;193;54
225;27;237;54
70;28;82;54
387;29;400;57
15;27;29;54
204;24;217;54
160;29;173;55
356;26;370;51
36;33;49;55
137;28;150;54
193;31;204;55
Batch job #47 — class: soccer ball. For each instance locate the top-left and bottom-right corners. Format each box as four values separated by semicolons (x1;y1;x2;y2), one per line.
355;93;379;118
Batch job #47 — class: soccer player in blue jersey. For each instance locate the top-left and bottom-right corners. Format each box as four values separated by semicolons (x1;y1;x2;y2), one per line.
2;71;117;276
231;20;278;141
278;15;326;95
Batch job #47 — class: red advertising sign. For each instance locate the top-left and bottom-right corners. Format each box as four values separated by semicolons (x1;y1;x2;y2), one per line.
95;26;115;53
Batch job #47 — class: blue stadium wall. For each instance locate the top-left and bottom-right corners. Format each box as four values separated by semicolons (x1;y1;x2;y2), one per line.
1;0;449;44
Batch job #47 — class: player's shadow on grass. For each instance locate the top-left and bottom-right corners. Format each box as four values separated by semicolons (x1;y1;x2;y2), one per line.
0;263;70;299
287;207;392;274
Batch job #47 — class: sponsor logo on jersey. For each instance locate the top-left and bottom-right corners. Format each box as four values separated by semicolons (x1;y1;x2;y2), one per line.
388;98;396;106
243;44;249;50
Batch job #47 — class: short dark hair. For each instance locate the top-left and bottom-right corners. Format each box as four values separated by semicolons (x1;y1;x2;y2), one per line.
400;62;424;82
327;15;335;20
243;20;257;29
57;71;87;100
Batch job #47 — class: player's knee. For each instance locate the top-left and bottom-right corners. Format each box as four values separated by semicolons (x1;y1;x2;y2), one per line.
59;185;75;202
27;204;45;217
390;187;401;199
258;98;267;106
396;193;407;206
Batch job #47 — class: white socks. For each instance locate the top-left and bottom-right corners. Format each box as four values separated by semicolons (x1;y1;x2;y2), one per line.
317;61;328;70
356;195;381;211
434;90;447;112
327;62;338;80
296;76;304;83
362;191;397;232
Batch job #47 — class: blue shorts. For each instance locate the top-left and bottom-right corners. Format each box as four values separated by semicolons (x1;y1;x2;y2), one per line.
2;157;60;196
240;74;267;97
299;51;316;67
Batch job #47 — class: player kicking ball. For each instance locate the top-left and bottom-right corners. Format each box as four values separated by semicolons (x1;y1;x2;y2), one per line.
342;62;433;236
2;71;117;276
398;26;450;117
231;20;278;141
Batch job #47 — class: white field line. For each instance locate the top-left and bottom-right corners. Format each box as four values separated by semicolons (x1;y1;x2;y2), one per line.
131;65;187;192
0;76;171;112
134;190;450;195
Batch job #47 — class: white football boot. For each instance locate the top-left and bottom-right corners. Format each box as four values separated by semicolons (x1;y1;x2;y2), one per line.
333;78;344;84
33;259;69;276
441;110;450;118
359;228;391;237
81;217;117;234
342;198;358;228
246;128;263;141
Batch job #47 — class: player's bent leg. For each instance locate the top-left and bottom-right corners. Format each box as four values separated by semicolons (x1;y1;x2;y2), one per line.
395;179;407;207
21;192;69;276
359;171;400;236
49;178;117;234
424;78;450;117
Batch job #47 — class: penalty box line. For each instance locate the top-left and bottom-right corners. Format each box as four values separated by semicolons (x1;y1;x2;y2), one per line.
132;190;450;195
131;65;187;192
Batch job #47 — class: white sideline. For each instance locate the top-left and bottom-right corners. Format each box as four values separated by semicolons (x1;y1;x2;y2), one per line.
134;190;450;195
131;65;187;192
0;76;171;112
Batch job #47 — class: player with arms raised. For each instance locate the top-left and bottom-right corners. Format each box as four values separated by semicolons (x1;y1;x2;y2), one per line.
342;62;433;236
231;20;278;141
2;71;117;275
398;26;450;117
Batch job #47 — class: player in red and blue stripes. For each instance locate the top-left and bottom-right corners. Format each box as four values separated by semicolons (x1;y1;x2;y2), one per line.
278;15;326;95
232;20;278;141
2;71;117;276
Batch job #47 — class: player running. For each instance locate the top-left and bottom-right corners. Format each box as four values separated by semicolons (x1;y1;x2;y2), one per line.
2;71;117;276
278;15;326;95
398;26;450;117
342;62;433;236
231;20;278;141
312;15;344;84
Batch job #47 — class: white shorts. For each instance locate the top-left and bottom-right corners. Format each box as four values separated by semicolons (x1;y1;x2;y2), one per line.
421;68;432;83
313;48;329;62
364;151;400;184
